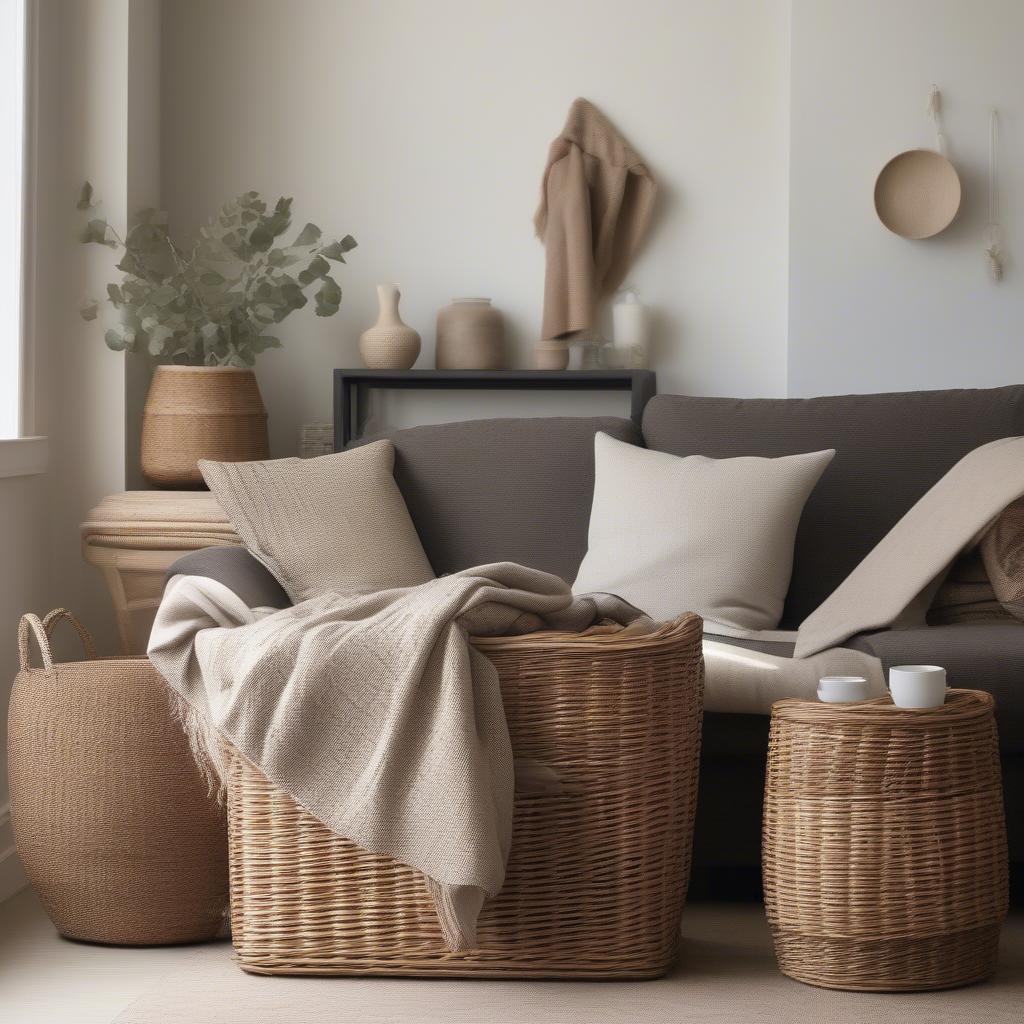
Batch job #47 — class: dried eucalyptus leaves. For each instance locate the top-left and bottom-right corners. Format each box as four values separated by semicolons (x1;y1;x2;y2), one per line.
78;184;356;366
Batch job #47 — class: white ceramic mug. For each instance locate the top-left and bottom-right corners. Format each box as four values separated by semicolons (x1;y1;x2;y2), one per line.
889;665;947;709
817;676;871;703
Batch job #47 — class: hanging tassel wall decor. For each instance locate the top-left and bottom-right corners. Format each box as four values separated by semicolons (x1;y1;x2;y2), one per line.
928;85;948;155
984;108;1004;282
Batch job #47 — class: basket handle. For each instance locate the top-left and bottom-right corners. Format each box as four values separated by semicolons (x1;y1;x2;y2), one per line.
18;608;97;672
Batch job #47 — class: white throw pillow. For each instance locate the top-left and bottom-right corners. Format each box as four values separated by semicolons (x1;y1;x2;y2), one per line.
573;433;834;631
200;440;434;604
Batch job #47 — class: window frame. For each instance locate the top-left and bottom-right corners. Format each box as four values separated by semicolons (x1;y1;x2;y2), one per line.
0;0;45;478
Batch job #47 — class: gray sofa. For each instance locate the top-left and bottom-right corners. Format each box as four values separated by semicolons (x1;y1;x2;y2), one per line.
169;384;1024;898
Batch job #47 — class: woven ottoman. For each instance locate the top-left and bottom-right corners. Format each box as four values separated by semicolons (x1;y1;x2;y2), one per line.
763;690;1008;991
223;615;704;978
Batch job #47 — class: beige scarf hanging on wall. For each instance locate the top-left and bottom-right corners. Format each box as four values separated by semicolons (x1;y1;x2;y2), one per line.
534;98;657;341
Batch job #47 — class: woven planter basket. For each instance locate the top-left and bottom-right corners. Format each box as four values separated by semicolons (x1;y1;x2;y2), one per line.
223;614;704;978
7;610;229;945
141;365;269;489
763;690;1008;991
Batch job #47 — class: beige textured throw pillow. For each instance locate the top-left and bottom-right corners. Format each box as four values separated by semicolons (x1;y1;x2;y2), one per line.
573;433;834;630
199;441;434;604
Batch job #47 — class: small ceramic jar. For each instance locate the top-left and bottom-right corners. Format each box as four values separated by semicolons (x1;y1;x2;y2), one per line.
533;340;569;370
436;298;504;369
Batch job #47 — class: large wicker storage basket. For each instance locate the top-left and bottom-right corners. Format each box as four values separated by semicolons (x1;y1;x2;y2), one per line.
763;690;1008;992
223;614;704;978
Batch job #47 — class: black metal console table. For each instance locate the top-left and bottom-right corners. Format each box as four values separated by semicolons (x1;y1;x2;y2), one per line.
333;369;657;448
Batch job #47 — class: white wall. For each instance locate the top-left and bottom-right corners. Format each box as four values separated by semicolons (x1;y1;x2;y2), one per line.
124;0;161;489
153;0;1024;422
161;0;791;449
0;474;48;901
788;0;1024;397
35;0;131;654
31;0;160;647
1;0;161;903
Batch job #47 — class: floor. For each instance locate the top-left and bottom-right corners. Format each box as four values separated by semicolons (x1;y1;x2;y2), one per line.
0;888;208;1024
2;887;1022;1024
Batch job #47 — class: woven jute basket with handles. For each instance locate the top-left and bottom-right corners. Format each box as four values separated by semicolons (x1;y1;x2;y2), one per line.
7;609;229;945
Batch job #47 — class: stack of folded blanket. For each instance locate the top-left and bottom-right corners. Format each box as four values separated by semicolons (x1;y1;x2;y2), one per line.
82;491;240;552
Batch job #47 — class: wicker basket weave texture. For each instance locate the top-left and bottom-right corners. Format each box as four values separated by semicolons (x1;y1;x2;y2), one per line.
763;690;1008;992
7;610;229;945
141;366;269;489
224;614;704;978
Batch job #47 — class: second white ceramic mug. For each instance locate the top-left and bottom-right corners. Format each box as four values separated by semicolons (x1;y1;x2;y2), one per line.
889;665;947;709
817;675;871;703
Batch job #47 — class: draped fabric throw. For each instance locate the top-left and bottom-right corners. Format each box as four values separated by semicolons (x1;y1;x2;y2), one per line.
535;98;657;340
149;562;651;952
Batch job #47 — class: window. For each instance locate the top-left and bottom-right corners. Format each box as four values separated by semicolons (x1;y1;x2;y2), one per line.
0;0;26;440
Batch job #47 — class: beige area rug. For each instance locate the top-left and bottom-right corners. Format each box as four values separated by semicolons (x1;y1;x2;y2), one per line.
115;904;1024;1024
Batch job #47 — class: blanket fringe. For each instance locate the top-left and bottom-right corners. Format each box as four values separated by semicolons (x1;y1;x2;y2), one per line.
168;689;228;803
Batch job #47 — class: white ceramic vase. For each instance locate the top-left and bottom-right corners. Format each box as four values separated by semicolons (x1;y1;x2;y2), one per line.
611;288;651;369
359;284;421;370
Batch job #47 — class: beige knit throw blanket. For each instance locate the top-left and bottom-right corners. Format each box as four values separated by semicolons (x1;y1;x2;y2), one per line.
701;436;1024;712
797;436;1024;657
149;562;651;952
535;97;657;340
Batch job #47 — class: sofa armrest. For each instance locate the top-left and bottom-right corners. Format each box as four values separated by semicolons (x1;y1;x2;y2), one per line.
164;545;291;610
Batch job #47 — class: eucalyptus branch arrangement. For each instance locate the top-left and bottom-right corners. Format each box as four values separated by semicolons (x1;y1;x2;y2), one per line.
78;184;356;367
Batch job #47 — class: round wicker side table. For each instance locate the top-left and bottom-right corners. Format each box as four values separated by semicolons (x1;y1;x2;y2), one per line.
763;689;1008;991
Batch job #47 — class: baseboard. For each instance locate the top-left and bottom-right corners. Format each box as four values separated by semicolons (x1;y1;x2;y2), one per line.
0;802;28;903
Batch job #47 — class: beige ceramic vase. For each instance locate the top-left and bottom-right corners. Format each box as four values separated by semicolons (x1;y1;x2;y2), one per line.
359;284;421;370
435;298;504;369
141;365;270;489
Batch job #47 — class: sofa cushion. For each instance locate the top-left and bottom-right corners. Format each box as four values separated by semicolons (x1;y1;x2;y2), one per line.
573;433;834;628
847;623;1024;753
642;387;1024;628
360;416;643;583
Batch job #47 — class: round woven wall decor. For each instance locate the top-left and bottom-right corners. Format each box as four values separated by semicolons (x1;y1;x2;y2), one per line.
874;148;962;239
